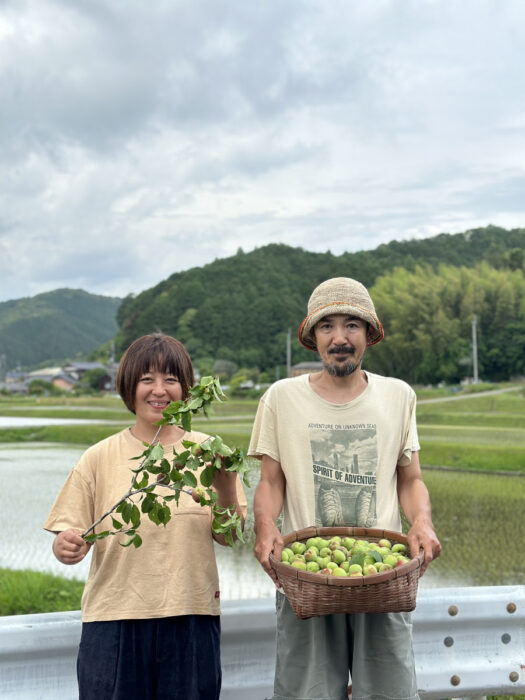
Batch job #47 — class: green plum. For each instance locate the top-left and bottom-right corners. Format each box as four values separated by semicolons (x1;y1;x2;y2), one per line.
383;554;398;568
291;559;307;570
291;541;307;555
306;561;320;573
316;556;330;569
375;562;393;572
392;543;407;554
363;564;378;576
304;547;319;562
332;549;346;565
280;549;292;563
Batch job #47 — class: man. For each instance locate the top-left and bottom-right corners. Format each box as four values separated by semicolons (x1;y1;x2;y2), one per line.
249;277;441;700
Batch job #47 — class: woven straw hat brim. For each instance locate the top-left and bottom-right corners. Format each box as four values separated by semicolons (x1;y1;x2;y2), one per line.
298;302;384;351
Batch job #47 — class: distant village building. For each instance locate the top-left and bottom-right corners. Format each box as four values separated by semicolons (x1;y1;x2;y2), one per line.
0;361;116;394
290;361;323;377
26;367;78;392
63;361;106;380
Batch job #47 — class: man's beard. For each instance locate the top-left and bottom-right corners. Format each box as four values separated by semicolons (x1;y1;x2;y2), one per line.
323;359;360;377
323;345;360;377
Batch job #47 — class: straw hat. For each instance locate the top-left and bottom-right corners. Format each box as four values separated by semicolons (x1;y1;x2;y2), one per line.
298;277;384;350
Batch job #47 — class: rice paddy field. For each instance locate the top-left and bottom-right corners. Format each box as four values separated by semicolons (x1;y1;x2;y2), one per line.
0;381;523;615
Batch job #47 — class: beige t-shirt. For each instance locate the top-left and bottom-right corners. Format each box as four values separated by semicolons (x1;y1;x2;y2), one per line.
248;371;419;535
44;428;247;622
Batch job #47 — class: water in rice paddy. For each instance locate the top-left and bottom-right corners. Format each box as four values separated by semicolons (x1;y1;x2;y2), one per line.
1;439;522;597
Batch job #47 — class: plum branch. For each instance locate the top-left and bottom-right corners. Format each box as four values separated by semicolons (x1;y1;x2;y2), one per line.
82;376;250;548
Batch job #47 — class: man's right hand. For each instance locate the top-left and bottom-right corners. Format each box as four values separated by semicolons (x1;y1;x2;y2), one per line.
254;520;284;586
53;529;91;565
252;454;286;586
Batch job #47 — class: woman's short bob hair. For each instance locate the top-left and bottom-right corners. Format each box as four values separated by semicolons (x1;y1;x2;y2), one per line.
116;333;194;414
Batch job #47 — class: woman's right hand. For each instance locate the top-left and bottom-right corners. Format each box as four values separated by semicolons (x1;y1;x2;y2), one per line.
53;529;91;565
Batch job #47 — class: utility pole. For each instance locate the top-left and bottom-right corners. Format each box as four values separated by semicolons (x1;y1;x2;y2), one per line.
109;341;117;392
286;328;292;378
472;315;479;384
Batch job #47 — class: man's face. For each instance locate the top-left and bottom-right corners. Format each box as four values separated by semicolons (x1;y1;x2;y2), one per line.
313;314;369;377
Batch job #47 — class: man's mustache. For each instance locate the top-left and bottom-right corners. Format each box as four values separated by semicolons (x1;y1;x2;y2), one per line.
328;345;355;355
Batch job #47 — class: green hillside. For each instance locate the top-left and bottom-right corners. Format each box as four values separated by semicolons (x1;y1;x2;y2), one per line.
0;289;121;370
114;225;525;383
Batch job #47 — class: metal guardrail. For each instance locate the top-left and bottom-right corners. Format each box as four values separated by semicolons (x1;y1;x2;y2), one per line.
410;585;524;698
0;586;523;699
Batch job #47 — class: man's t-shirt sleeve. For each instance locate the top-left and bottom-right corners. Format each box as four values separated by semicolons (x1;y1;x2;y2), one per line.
248;393;280;463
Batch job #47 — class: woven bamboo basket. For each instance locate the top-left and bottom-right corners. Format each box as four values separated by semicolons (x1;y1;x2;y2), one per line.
269;526;424;619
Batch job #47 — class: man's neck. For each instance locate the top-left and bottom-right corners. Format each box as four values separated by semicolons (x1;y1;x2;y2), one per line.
308;368;368;404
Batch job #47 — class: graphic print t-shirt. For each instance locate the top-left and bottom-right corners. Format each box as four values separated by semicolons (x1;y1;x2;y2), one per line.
248;372;419;535
311;422;378;528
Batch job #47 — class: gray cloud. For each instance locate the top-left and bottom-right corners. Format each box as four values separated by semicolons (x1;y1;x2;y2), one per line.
1;0;524;302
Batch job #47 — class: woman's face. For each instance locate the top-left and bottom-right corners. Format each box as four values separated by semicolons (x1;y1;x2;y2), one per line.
133;369;183;429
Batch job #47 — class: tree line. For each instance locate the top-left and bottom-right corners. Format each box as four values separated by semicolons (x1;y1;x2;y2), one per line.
114;225;525;385
365;263;524;383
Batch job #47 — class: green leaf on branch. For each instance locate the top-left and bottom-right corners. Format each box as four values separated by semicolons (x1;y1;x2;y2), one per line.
200;466;215;488
210;436;233;457
156;504;172;525
182;471;197;488
170;468;183;482
187;397;204;410
181;412;192;431
148;504;160;525
185;455;202;471
141;497;154;514
161;399;184;417
121;532;137;547
133;473;149;489
121;501;133;524
82;376;247;548
130;504;141;528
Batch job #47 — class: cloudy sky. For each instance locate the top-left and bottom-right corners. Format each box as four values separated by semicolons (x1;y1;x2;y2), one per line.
1;0;524;303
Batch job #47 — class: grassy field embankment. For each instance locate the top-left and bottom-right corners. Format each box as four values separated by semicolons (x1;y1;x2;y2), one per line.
0;568;85;616
417;386;525;473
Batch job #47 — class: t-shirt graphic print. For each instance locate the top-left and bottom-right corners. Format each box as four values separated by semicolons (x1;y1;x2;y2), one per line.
310;422;377;528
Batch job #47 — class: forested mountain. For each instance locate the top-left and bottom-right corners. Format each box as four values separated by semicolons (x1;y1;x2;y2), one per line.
0;289;121;370
115;225;525;383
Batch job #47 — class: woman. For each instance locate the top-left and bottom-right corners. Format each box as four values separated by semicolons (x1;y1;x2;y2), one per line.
44;333;246;700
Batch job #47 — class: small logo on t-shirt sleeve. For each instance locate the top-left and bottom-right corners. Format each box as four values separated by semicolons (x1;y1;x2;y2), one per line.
215;590;220;599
